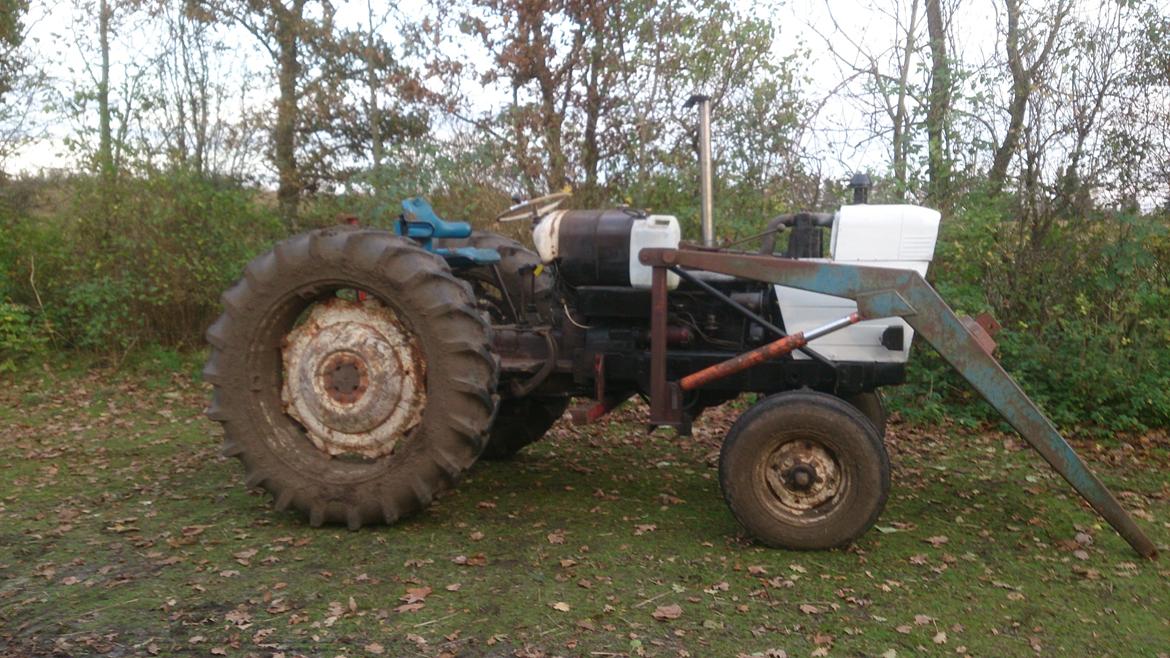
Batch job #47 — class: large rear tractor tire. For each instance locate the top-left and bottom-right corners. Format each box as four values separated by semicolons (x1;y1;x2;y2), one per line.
437;231;555;324
719;390;890;550
480;397;570;460
204;227;498;529
440;230;566;459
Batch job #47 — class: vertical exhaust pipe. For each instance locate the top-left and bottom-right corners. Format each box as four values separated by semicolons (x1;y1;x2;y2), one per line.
685;94;715;247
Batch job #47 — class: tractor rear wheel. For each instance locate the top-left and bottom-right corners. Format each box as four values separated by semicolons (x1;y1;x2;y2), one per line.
438;231;555;324
204;227;498;529
480;396;570;460
440;230;566;459
719;390;890;550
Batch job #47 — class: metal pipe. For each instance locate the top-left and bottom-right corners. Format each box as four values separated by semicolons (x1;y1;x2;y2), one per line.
850;172;872;204
648;265;675;425
759;212;834;255
508;330;557;398
686;94;715;246
680;313;861;391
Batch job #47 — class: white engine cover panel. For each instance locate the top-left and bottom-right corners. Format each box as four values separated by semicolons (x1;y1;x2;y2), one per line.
777;204;941;363
831;203;941;261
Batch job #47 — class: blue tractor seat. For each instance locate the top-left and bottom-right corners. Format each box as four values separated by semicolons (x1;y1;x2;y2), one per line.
396;197;500;266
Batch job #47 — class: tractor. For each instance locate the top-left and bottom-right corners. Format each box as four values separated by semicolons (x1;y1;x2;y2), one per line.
204;98;1156;557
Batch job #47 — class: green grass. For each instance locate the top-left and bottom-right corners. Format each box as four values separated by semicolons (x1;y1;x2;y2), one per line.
1;358;1168;657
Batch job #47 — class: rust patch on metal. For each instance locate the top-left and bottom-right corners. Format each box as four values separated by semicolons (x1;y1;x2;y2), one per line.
960;315;998;356
974;311;1002;336
281;297;426;458
648;266;679;426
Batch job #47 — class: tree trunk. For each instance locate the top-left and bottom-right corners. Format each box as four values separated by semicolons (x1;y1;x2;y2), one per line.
365;0;382;171
581;40;603;200
925;0;950;205
97;0;114;181
988;79;1029;195
274;7;301;229
190;19;209;177
539;83;567;192
890;0;918;193
987;0;1068;196
510;84;537;197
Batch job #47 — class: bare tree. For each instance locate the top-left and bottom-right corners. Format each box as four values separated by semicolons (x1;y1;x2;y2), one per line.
0;0;42;168
986;0;1071;195
156;3;216;175
821;0;925;195
195;0;324;226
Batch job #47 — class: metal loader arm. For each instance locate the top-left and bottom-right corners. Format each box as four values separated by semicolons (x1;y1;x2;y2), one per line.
640;247;1157;558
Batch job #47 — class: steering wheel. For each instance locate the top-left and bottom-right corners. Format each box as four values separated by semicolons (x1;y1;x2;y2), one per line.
494;191;571;223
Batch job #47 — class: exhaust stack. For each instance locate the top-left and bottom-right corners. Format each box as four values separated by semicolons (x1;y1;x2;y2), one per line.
686;94;715;247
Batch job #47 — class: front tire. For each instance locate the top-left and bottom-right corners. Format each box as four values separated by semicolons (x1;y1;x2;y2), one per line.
846;391;887;437
719;390;890;549
204;228;498;529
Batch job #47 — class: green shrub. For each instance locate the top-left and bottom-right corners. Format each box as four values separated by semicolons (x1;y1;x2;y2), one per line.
888;196;1170;433
0;172;285;352
0;300;45;372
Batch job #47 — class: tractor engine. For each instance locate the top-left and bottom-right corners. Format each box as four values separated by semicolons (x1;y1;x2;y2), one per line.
533;208;774;354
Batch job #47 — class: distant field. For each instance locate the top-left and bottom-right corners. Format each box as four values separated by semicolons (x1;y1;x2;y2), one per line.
1;359;1168;657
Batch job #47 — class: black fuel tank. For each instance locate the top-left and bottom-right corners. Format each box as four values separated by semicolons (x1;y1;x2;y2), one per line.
556;209;638;287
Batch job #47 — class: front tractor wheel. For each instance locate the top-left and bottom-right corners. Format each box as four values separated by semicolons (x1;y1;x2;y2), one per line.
204;228;498;529
719;390;890;550
846;391;887;437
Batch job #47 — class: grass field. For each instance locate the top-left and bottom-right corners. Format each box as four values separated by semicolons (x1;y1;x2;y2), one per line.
1;355;1168;657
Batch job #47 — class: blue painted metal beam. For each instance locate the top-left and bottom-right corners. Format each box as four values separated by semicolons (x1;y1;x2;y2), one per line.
640;248;1157;558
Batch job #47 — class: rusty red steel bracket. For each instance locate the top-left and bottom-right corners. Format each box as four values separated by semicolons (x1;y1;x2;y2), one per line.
640;246;1157;558
569;354;634;425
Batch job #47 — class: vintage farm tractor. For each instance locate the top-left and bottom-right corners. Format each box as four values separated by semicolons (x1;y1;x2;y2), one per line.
205;98;1156;557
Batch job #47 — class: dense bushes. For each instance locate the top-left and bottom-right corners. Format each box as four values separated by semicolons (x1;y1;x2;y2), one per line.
889;195;1170;432
1;173;1168;432
0;300;44;371
0;172;284;352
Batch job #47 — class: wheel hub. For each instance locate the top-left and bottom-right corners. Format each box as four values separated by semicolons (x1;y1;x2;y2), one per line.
322;353;367;403
764;440;842;512
281;297;426;458
786;463;817;490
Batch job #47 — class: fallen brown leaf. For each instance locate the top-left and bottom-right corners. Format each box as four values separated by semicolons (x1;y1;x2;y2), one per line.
652;604;683;620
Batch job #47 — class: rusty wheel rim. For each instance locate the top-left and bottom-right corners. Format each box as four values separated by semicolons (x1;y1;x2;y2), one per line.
280;296;426;458
758;436;846;522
